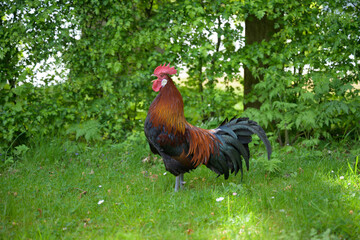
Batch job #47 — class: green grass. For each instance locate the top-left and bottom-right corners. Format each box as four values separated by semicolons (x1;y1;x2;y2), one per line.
1;135;360;239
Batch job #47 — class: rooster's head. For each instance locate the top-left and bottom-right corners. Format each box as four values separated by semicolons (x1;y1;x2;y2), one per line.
152;63;177;92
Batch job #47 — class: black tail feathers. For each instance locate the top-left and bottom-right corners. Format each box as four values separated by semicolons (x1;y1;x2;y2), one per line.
206;117;272;179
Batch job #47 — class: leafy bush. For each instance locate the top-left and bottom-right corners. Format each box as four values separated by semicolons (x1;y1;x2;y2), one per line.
1;0;359;152
242;1;360;145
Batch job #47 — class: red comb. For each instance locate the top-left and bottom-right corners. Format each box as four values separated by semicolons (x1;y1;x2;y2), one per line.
153;63;177;76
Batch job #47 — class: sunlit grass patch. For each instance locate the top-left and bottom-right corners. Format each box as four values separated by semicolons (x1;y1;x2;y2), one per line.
1;137;359;239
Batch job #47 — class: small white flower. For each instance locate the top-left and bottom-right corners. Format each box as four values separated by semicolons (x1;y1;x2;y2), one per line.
348;183;351;186
216;197;224;202
233;192;237;196
99;185;102;188
331;170;334;173
279;209;285;213
98;200;104;205
163;172;167;175
340;176;344;180
271;196;275;199
62;227;67;231
208;104;211;107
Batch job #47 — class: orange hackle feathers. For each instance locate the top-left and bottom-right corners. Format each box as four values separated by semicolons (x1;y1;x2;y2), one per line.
186;125;220;167
148;77;186;135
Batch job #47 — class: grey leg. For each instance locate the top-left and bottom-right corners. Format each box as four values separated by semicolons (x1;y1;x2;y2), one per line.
175;173;185;192
179;173;185;189
175;175;180;192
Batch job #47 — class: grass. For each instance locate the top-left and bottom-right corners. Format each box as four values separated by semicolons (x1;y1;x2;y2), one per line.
1;134;359;239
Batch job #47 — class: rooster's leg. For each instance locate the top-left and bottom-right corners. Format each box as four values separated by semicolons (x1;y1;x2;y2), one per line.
175;175;181;192
175;173;185;192
179;173;185;189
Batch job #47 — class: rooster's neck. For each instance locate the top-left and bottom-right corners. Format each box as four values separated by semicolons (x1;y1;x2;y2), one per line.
149;79;187;134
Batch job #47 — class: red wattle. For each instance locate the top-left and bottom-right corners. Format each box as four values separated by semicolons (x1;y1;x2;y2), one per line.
152;79;162;92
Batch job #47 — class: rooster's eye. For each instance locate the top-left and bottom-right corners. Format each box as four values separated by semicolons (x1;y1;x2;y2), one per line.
161;79;168;87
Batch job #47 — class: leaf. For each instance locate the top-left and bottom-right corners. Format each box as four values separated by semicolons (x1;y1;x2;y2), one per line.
3;84;11;90
14;145;30;156
66;120;102;142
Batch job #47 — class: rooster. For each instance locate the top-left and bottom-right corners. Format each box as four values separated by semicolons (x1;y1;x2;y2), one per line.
144;63;272;191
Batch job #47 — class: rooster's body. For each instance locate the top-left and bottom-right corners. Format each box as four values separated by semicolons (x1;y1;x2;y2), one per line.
144;64;271;191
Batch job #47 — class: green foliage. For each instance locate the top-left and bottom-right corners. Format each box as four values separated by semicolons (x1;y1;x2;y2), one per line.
66;120;102;142
255;154;282;174
1;144;29;166
242;0;360;145
13;144;29;156
180;85;242;125
1;0;360;152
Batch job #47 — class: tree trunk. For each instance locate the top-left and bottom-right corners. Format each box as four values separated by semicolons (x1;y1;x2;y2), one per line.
244;14;277;110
